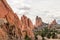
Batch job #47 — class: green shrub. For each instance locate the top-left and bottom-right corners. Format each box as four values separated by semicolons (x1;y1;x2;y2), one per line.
25;35;31;40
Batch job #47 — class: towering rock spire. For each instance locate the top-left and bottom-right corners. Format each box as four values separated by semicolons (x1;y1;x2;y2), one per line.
21;15;34;30
35;16;43;27
21;15;35;40
0;0;35;40
28;18;34;30
50;19;57;25
48;19;57;28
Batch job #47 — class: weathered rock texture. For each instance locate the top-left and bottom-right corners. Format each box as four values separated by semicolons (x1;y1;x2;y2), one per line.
50;19;57;25
35;16;43;27
0;0;22;40
0;0;59;40
21;15;35;40
0;28;8;40
48;19;57;28
0;0;35;40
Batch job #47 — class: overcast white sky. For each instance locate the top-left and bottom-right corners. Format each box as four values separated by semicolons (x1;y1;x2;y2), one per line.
7;0;60;24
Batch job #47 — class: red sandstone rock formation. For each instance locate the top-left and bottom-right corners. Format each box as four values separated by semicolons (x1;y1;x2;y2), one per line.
35;16;43;27
0;0;19;25
21;15;28;40
48;19;57;28
21;15;35;40
0;28;8;40
0;0;13;18
0;0;8;18
21;15;28;25
0;0;22;40
0;0;35;40
27;27;35;40
21;15;34;30
28;18;34;30
50;19;57;25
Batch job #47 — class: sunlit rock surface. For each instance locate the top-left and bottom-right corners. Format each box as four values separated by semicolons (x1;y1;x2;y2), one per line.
0;0;60;40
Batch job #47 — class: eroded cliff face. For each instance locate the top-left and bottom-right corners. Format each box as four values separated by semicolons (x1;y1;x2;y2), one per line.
0;0;8;18
21;15;35;40
35;16;43;27
0;0;35;40
0;0;13;18
28;18;34;30
0;0;22;40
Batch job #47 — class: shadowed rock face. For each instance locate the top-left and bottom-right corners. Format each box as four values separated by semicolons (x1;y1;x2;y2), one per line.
35;16;43;27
